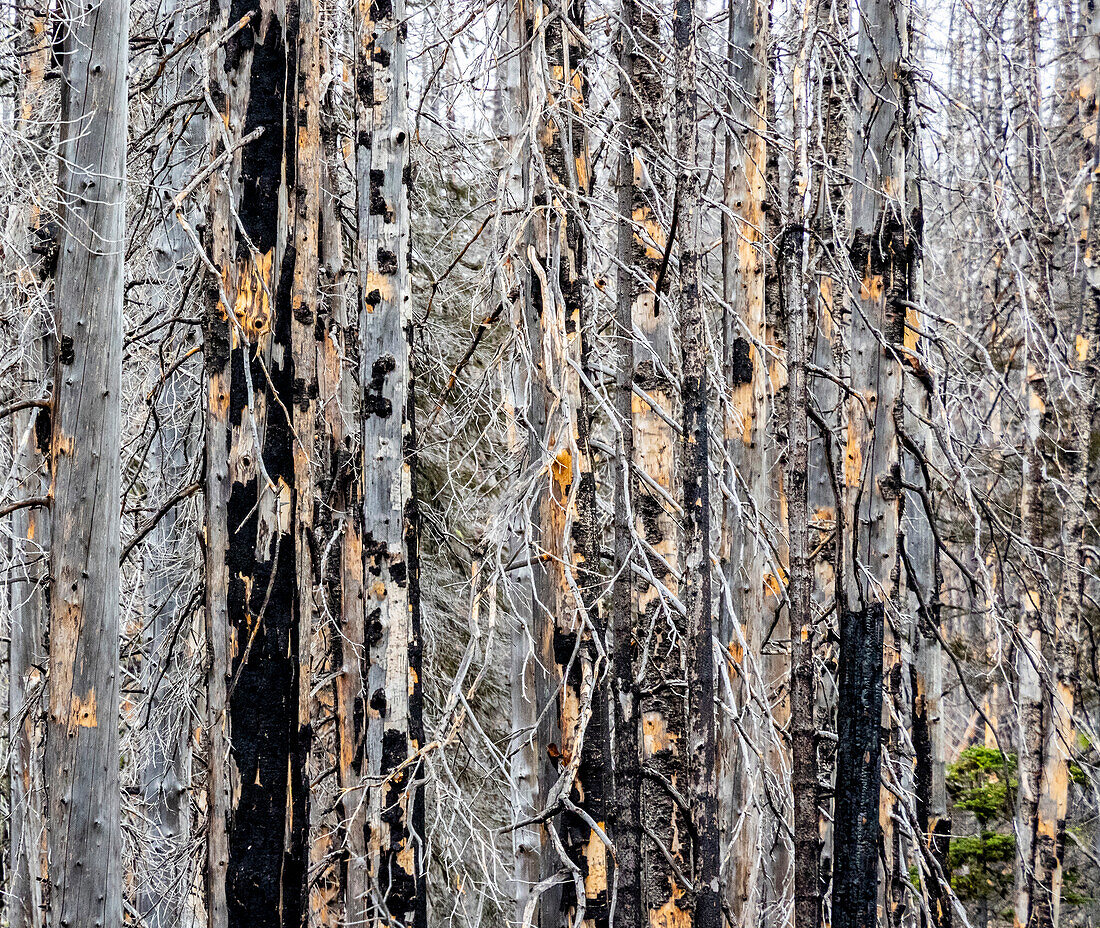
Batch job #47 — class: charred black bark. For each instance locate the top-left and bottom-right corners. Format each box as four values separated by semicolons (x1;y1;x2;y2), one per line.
211;0;311;923
833;604;885;928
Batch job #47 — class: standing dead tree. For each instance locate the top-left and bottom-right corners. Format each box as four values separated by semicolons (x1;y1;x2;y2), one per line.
46;0;129;923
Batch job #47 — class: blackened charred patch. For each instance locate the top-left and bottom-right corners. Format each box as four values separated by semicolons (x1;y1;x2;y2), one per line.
369;169;388;217
34;405;50;455
293;299;314;327
367;608;383;646
233;9;288;256
204;300;231;370
729;336;753;386
58;334;74;365
633;358;672;394
877;462;903;500
554;630;579;672
363;532;387;561
381;728;407;773
834;602;886;928
370;688;387;717
634;492;667;562
378;248;398;275
374;46;391;69
356;68;373;107
389;560;407;587
363;354;396;418
370;0;392;18
31;219;59;278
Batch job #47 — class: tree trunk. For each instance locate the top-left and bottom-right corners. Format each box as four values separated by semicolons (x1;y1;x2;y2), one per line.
141;11;203;924
1030;2;1099;922
46;0;128;920
355;0;427;915
1013;1;1050;922
611;0;643;920
833;0;913;921
674;0;719;919
720;0;769;917
204;0;316;918
522;0;610;922
783;14;817;928
8;14;51;926
807;0;850;904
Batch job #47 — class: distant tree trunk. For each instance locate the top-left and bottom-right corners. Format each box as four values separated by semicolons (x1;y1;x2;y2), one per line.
204;0;316;918
46;0;128;920
1030;1;1099;923
1013;1;1049;922
897;47;951;928
8;14;50;927
355;0;426;914
720;0;768;917
673;0;720;919
833;0;913;922
807;0;850;903
783;15;817;928
524;0;610;922
611;0;643;920
141;11;203;924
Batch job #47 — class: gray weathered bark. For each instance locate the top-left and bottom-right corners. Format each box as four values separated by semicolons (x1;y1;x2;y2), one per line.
355;0;426;914
46;0;129;919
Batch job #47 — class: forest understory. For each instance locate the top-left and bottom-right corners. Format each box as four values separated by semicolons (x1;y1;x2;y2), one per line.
0;0;1097;923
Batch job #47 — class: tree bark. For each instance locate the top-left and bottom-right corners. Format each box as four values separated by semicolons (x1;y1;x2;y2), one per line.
719;0;769;917
204;0;316;918
46;0;128;920
8;14;51;927
611;0;643;920
355;0;427;915
783;13;817;928
674;0;719;919
834;0;914;921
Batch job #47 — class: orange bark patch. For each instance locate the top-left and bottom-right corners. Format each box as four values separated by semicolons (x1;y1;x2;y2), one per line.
642;711;677;756
584;826;608;898
70;689;97;729
650;881;692;928
551;448;573;500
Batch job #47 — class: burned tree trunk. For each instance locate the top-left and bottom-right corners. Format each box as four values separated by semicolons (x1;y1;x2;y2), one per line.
783;17;817;928
833;0;914;922
674;0;720;918
807;0;851;905
46;0;128;922
611;0;643;920
520;0;610;922
611;0;694;920
355;0;426;917
203;0;318;919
